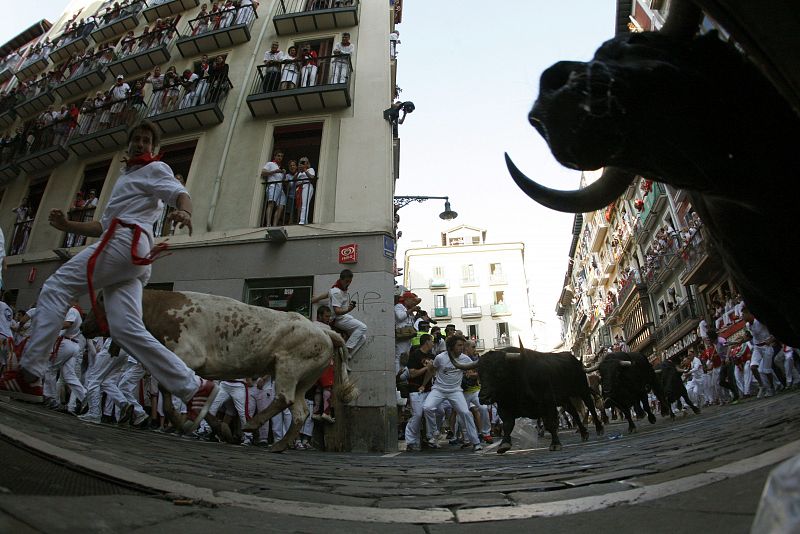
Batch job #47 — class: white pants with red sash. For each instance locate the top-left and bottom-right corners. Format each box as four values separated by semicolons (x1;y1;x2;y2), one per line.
209;381;250;429
43;336;85;404
20;224;200;402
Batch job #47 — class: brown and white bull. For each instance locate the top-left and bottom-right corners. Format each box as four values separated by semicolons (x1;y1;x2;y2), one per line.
82;289;356;452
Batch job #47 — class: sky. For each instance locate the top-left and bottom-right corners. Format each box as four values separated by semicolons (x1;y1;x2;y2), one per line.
1;0;619;349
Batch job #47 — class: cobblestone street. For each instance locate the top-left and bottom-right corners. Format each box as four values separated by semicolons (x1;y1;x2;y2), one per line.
1;390;799;532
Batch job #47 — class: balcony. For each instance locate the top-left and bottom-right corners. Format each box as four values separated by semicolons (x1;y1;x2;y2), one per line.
272;0;359;36
493;337;511;349
13;83;57;119
654;299;698;344
0;107;17;129
146;76;232;135
490;303;510;316
176;4;257;57
143;0;199;23
15;120;72;175
53;57;109;101
258;173;317;226
91;1;147;43
433;307;450;319
618;275;645;310
15;53;49;82
63;207;97;248
637;181;667;230
460;306;482;318
247;57;352;117
473;339;485;351
461;277;479;287
0;62;13;84
0;140;22;184
489;273;507;285
680;228;721;286
589;221;609;252
106;28;177;78
49;26;95;65
8;218;34;256
68;95;148;157
429;277;447;288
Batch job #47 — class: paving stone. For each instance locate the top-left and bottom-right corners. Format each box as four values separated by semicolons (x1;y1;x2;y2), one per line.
509;481;635;504
563;468;656;487
453;481;565;494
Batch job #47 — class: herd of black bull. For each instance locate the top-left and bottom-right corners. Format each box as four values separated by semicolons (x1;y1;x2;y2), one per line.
452;347;698;453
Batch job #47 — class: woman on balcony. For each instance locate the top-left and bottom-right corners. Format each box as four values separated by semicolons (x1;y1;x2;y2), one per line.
296;156;316;224
235;0;257;25
162;66;181;112
279;46;299;90
206;55;229;104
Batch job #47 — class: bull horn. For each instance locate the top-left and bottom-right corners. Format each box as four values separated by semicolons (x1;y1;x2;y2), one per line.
677;367;689;373
659;0;702;40
619;360;633;367
450;356;479;371
505;154;635;214
654;369;662;374
518;337;524;351
584;364;600;373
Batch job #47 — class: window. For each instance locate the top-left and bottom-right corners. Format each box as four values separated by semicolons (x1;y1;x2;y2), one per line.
10;178;48;256
471;236;480;244
462;264;475;282
434;294;447;308
448;236;464;246
293;37;334;86
657;299;666;320
494;290;505;305
490;263;503;276
463;293;476;307
433;266;444;277
64;160;111;248
262;122;323;227
467;324;479;340
153;141;197;237
496;322;509;344
246;276;314;319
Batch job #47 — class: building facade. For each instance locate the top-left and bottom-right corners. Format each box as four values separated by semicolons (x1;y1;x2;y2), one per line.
556;0;747;365
1;0;405;451
404;225;535;351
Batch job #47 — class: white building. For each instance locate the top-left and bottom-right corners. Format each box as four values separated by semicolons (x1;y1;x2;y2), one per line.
403;225;534;351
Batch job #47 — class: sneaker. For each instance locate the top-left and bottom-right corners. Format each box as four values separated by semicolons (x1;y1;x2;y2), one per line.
78;413;102;424
45;397;62;410
426;438;440;449
293;440;306;450
118;404;134;426
132;412;150;428
756;387;765;399
101;414;115;424
764;389;775;398
182;379;219;434
405;443;420;452
473;443;483;452
0;371;44;403
449;437;464;446
730;399;739;405
483;434;494;444
320;413;336;424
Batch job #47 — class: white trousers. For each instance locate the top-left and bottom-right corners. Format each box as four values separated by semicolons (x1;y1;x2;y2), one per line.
272;407;292;442
297;183;315;224
785;352;799;386
395;339;411;373
118;361;147;419
334;314;367;356
687;378;704;406
423;388;479;446
329;60;349;84
300;65;318;87
404;391;429;446
84;349;127;418
44;337;84;403
250;384;272;442
21;229;199;401
300;398;314;437
209;381;249;429
463;390;491;434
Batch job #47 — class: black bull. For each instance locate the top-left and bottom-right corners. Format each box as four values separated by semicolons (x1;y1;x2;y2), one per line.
585;352;669;434
451;348;603;453
655;359;700;416
504;2;800;347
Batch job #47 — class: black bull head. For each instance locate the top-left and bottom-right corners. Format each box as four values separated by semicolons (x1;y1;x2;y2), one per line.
506;3;800;346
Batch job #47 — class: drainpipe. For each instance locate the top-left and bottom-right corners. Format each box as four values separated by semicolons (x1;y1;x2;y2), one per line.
206;10;271;232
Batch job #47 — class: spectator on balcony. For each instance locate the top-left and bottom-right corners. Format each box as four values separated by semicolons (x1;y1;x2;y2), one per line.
329;32;353;84
192;55;211;106
178;69;199;110
218;0;237;28
128;79;147;122
119;30;137;57
261;149;286;227
71;192;86;211
299;45;318;87
52;105;72;146
109;75;130;126
85;189;99;209
144;66;165;116
11;197;34;255
193;4;210;35
235;0;257;25
279;46;299;90
389;29;400;59
162;66;181;112
262;42;283;93
281;159;298;224
98;45;116;66
207;55;230;103
295;157;316;225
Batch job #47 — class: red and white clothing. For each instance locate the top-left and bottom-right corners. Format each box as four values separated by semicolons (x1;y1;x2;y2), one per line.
329;284;366;357
21;160;202;404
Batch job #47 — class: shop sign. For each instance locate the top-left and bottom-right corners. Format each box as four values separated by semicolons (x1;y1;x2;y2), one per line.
339;243;358;264
665;330;698;359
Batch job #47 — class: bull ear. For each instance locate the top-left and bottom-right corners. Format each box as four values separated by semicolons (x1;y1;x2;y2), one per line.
619;360;633;367
654;369;662;374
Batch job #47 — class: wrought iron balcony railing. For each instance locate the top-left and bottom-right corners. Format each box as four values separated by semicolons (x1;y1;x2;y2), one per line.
107;24;178;77
143;0;199;23
63;206;97;248
272;0;359;36
14;117;73;174
177;4;258;57
92;0;148;42
259;175;318;227
68;94;149;156
145;74;232;134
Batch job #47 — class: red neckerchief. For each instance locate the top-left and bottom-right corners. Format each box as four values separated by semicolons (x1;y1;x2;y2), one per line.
332;279;349;290
124;152;162;167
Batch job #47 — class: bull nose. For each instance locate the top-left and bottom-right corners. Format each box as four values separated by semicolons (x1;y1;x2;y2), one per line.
539;60;585;93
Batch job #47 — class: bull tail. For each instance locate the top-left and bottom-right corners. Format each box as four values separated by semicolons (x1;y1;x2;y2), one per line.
333;345;359;404
324;329;346;349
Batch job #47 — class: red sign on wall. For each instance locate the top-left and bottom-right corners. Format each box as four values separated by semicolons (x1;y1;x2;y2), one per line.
339;244;358;264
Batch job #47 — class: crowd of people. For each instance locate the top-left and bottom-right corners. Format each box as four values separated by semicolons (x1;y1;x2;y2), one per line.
260;148;318;226
259;33;354;94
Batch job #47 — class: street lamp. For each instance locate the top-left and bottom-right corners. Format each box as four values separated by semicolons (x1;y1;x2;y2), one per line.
393;195;458;220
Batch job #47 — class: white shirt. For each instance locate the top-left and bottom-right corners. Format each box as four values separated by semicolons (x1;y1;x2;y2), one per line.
100;161;188;235
262;161;284;184
690;356;704;380
60;307;82;338
0;301;13;339
394;303;413;329
111;82;129;101
749;319;772;346
263;50;284;71
432;351;472;393
328;286;350;316
332;42;354;62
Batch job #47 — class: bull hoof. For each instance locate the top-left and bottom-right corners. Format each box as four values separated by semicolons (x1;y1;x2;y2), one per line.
628;427;637;434
670;414;676;421
497;442;512;454
580;432;589;442
648;414;657;424
549;443;562;452
692;407;701;414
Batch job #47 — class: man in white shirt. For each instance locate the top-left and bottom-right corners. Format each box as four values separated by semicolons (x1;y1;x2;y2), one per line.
1;120;217;433
422;335;482;452
329;32;354;84
110;75;130;124
743;307;776;397
43;303;85;412
395;291;420;373
262;41;283;92
0;295;12;373
312;269;367;360
684;348;705;408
